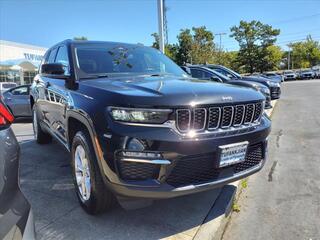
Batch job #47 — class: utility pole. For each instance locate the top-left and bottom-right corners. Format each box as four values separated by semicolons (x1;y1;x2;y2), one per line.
288;49;290;70
163;0;168;45
215;33;226;63
157;0;165;53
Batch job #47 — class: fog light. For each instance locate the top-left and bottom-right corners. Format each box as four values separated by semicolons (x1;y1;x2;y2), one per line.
122;151;162;159
126;138;145;151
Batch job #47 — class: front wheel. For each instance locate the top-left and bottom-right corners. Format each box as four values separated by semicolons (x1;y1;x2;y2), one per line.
71;131;116;215
32;105;52;144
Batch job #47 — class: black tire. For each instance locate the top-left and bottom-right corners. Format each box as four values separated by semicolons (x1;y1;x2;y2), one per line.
32;105;52;144
71;131;116;215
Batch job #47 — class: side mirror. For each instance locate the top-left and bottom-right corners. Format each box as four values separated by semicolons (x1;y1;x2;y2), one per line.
41;63;69;78
211;76;223;83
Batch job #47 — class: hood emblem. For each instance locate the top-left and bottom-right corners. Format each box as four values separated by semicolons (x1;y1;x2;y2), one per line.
222;96;233;101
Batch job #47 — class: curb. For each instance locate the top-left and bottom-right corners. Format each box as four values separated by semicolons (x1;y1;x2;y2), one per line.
193;100;278;240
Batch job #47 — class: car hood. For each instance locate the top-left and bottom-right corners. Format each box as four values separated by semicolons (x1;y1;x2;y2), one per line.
80;76;265;107
228;80;266;89
241;76;281;86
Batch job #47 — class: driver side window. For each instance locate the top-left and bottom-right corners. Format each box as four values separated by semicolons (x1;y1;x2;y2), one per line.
55;45;70;75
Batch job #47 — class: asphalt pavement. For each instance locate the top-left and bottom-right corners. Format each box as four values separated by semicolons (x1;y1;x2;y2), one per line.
222;80;320;240
14;122;223;239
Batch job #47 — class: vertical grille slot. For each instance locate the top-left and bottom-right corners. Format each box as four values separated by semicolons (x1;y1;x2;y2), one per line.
221;106;234;128
244;104;255;124
233;105;245;126
208;107;221;130
253;102;263;122
193;108;206;130
176;109;191;132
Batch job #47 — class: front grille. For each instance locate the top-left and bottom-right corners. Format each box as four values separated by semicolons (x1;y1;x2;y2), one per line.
166;143;264;187
234;143;263;173
118;161;160;180
176;102;263;133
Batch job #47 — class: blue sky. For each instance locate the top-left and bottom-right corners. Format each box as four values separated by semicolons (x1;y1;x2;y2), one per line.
0;0;319;51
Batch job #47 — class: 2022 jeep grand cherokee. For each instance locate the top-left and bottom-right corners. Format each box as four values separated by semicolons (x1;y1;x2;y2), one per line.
30;40;271;214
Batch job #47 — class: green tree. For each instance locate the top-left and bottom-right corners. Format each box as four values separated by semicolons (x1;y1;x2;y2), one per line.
151;33;160;49
263;45;283;71
151;33;178;61
289;36;320;69
190;26;215;64
230;20;280;73
176;29;193;65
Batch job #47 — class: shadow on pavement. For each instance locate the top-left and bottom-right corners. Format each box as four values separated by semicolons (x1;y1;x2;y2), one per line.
19;140;230;240
14;117;32;124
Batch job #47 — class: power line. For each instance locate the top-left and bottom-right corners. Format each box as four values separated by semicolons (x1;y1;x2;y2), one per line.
270;13;320;25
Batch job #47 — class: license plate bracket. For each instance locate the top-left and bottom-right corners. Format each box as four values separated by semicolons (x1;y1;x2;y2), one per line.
218;141;249;168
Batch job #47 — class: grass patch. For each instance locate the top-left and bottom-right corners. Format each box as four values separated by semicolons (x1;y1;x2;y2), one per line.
241;179;248;189
232;202;241;212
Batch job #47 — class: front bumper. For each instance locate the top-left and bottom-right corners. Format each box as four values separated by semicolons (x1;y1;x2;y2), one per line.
270;86;281;99
284;75;296;80
98;116;271;199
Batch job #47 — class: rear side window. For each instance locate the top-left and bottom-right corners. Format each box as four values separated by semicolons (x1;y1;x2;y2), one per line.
47;47;58;63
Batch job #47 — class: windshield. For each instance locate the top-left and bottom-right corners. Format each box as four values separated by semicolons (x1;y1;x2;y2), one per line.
207;65;242;79
210;69;231;81
75;43;187;79
284;71;293;74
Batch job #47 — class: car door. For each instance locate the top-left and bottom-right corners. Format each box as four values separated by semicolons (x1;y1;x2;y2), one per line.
4;86;31;117
45;45;70;143
35;47;58;128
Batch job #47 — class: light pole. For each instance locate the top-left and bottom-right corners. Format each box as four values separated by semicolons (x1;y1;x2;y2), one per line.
288;50;290;70
157;0;165;53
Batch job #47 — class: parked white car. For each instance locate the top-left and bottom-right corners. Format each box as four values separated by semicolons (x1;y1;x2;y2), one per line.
283;70;297;81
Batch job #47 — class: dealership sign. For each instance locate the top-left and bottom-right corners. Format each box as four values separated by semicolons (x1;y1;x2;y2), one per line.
23;53;43;62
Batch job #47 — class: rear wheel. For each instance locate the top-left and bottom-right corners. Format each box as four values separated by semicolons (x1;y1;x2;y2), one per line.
71;131;116;215
32;105;52;144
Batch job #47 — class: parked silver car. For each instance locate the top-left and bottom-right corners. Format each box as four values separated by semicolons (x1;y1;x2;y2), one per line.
0;99;35;239
263;72;284;82
1;85;32;118
298;69;315;79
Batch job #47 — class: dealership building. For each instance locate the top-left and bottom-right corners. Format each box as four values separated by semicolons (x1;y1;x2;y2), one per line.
0;40;47;85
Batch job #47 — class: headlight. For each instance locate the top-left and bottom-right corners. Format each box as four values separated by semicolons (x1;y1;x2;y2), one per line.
268;81;280;87
109;107;172;124
259;87;270;95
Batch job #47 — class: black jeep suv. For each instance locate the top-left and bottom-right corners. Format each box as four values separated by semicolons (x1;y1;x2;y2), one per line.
30;40;271;214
